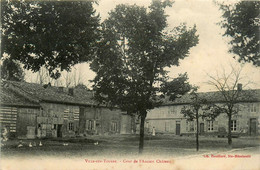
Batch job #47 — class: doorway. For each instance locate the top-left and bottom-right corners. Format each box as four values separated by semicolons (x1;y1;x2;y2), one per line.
200;123;204;134
176;121;180;135
249;118;257;136
57;124;62;138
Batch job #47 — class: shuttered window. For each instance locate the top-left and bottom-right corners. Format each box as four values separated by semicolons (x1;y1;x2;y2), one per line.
186;120;195;132
86;120;96;130
248;103;258;112
111;122;117;132
0;107;17;132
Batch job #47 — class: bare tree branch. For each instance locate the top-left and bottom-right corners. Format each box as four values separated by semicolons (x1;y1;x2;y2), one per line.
206;64;252;145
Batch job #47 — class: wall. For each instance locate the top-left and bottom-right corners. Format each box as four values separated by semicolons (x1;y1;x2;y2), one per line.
0;106;18;137
37;102;80;138
16;107;38;139
79;106;132;135
0;106;40;139
1;104;133;139
146;102;260;136
120;114;132;134
146;105;186;134
215;102;260;136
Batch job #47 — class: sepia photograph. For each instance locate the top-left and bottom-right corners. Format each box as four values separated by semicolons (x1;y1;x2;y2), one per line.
0;0;259;169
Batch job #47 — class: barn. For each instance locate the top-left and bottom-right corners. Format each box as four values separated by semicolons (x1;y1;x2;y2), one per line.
0;80;133;139
0;82;40;139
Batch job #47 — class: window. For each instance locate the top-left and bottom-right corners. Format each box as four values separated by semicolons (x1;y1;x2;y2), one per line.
165;122;170;132
207;121;214;131
111;122;118;132
231;120;237;132
186;121;195;132
87;120;96;130
168;106;176;114
95;110;101;119
190;121;194;132
186;121;189;132
248;103;257;112
52;124;57;130
146;121;149;129
68;122;73;131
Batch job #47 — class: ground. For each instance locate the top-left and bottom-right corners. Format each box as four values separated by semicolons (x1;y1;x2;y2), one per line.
1;135;259;170
1;134;259;158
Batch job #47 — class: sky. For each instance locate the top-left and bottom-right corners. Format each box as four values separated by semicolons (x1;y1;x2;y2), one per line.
25;0;260;92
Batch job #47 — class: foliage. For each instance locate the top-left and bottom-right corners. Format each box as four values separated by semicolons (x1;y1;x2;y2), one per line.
91;0;199;153
91;1;198;112
1;58;25;81
160;73;192;101
1;0;100;78
181;88;207;120
219;1;260;66
181;87;219;151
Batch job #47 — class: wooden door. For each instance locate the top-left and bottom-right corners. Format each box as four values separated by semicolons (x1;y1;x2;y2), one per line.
57;124;62;137
250;118;257;135
176;121;180;135
200;123;204;134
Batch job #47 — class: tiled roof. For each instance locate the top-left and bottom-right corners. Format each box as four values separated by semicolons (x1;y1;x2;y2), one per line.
1;80;259;107
162;89;260;105
0;84;40;107
2;80;96;106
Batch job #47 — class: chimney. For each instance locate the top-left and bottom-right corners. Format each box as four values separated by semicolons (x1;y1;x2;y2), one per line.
237;83;242;91
68;88;74;96
43;82;51;89
58;87;64;93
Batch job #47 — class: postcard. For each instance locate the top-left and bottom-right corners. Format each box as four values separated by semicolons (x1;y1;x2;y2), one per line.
1;0;259;169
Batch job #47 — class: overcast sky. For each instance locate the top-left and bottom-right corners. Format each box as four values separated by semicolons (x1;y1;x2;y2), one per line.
25;0;260;91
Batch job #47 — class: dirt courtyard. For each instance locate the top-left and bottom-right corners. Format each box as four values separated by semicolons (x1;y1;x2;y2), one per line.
1;134;259;158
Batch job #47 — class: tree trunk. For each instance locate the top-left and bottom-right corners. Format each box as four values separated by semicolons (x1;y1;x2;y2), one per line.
139;112;146;154
196;110;199;151
228;114;232;145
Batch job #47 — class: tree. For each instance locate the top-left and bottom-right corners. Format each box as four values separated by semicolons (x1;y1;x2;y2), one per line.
35;67;52;85
62;69;82;88
218;1;260;66
207;66;250;145
0;58;25;81
91;0;199;153
181;87;219;151
63;71;74;88
1;0;100;79
181;88;204;151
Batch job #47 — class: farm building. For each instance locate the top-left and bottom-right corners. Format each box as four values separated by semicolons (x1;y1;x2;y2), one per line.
146;88;260;137
0;80;133;139
0;84;40;139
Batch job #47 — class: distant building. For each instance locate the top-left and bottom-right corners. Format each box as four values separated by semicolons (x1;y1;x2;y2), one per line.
146;89;260;137
0;80;133;139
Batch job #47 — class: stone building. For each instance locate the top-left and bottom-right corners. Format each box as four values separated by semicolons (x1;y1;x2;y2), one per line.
0;80;133;139
146;89;260;137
